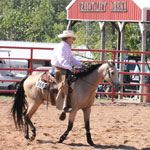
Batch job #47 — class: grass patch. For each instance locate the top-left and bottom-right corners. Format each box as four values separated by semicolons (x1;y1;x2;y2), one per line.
95;97;111;102
0;94;14;100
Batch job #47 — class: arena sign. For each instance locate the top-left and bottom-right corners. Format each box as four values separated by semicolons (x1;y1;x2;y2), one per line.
79;1;127;12
67;0;150;22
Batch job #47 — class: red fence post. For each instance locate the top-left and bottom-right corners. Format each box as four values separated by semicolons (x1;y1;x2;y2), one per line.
29;48;33;75
111;52;116;102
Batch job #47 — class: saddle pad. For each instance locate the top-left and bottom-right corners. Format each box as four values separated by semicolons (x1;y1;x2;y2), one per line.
36;79;47;89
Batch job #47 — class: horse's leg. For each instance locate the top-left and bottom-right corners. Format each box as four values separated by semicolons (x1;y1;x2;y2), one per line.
24;99;42;141
24;115;36;141
58;110;77;143
23;110;30;140
83;107;94;146
24;120;29;140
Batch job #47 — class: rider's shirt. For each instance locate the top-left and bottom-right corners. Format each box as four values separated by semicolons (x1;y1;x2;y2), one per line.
51;41;82;70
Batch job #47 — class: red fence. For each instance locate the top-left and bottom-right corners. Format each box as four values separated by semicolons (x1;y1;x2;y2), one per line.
0;45;150;101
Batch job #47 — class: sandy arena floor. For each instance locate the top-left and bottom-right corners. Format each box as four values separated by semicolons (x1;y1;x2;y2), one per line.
1;98;150;150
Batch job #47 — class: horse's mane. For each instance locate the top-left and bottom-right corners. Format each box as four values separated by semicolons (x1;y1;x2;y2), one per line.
74;63;102;78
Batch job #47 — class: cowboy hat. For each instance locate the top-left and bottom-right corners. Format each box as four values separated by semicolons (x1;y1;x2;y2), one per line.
58;30;78;39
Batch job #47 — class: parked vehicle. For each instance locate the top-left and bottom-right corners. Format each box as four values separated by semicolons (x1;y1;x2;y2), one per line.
0;73;14;90
123;56;140;92
0;59;26;90
123;55;150;93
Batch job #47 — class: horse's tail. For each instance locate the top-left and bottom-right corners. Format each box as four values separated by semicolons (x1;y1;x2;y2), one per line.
59;112;66;121
11;76;28;128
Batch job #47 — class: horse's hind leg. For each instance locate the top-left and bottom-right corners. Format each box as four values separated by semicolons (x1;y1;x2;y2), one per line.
24;111;30;140
83;107;94;146
24;99;42;141
24;115;36;141
58;111;77;143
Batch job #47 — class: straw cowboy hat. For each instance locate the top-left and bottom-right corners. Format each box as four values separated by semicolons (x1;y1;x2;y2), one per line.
58;30;78;39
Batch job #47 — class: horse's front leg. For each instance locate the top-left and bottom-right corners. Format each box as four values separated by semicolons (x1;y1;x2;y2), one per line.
83;107;94;146
58;111;77;143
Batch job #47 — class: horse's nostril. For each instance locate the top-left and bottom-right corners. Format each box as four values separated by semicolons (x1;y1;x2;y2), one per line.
119;85;122;90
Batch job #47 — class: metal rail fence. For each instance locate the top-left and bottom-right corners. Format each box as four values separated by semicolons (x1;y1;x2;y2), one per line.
0;45;150;102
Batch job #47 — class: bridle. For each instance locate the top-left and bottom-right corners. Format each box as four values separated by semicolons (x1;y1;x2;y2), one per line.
75;66;116;88
106;67;116;86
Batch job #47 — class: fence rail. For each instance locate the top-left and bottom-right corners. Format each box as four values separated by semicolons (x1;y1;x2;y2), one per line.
1;45;150;101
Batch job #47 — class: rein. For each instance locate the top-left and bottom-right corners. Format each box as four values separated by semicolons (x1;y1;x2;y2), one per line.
79;68;114;88
107;68;114;86
71;65;115;88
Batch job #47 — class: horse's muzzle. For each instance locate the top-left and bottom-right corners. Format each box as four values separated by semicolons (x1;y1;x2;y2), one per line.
114;83;122;92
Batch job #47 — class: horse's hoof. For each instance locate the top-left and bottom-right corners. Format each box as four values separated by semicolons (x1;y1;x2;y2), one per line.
30;136;35;141
59;112;66;121
90;143;95;146
89;142;95;146
57;140;63;143
88;140;94;146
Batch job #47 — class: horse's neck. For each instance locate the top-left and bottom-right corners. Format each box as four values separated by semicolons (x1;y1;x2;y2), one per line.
80;66;105;89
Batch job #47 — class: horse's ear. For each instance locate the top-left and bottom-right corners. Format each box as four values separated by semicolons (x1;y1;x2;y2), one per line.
107;60;115;67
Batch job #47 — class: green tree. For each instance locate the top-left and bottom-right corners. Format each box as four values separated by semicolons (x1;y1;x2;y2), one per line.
0;0;71;42
125;23;141;51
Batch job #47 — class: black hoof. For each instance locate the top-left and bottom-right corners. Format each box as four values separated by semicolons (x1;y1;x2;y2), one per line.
58;138;63;143
59;112;66;121
90;142;95;146
30;135;35;141
89;141;95;146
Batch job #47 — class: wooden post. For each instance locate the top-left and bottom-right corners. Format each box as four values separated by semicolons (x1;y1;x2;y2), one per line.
86;22;89;49
118;22;125;99
111;22;121;68
67;20;72;30
99;22;106;62
139;22;147;101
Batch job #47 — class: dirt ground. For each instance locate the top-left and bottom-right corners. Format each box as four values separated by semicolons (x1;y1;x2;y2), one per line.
1;98;150;150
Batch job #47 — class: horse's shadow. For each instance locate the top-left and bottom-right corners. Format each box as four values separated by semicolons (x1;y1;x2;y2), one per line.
67;143;138;150
36;139;138;150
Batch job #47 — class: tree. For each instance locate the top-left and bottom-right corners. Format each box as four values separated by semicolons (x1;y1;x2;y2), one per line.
0;0;71;42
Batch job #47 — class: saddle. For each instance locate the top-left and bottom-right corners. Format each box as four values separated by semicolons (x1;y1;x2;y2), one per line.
41;71;56;83
37;71;58;106
37;67;86;107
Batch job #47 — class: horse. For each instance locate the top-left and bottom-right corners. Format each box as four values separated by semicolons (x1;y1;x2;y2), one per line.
11;61;121;146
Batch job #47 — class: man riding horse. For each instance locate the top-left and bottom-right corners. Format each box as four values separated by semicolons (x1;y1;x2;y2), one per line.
51;30;84;113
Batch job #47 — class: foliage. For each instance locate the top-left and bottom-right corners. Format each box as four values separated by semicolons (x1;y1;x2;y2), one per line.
125;23;141;51
0;0;149;61
0;0;71;42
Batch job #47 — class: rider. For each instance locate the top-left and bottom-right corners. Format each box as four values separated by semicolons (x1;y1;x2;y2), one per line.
51;30;83;112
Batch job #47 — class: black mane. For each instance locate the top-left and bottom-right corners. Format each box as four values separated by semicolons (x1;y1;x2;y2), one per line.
74;63;102;78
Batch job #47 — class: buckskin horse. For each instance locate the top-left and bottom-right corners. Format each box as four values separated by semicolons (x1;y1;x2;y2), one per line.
11;61;121;146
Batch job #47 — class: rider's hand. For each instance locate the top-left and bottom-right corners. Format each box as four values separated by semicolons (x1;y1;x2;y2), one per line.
80;64;88;72
72;69;76;73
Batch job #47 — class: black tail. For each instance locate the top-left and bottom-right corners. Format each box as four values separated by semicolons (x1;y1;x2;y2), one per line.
11;77;28;128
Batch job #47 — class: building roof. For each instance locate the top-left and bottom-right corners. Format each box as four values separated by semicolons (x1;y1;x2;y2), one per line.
66;0;150;22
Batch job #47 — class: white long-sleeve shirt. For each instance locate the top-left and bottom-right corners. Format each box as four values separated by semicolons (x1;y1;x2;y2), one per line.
51;41;82;70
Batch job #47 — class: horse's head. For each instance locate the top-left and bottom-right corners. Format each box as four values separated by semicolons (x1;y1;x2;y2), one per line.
103;61;121;92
